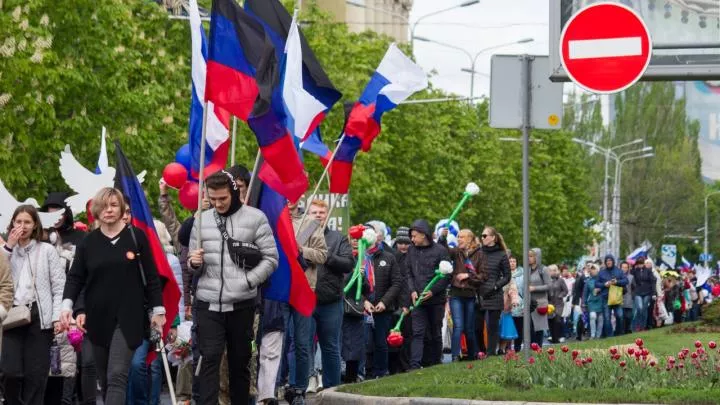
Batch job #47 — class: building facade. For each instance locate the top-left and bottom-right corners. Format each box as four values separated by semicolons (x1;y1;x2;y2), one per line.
312;0;413;43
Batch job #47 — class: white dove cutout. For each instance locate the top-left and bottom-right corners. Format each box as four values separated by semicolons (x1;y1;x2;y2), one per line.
59;145;146;215
0;179;65;231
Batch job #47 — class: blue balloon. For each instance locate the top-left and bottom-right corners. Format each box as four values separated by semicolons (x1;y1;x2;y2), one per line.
175;144;191;170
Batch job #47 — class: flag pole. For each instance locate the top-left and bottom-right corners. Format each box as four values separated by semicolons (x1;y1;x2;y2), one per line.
195;106;210;248
230;117;238;166
295;133;347;237
244;150;262;205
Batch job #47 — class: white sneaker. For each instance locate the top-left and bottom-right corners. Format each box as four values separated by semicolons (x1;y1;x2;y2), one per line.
306;375;318;394
316;372;324;392
559;337;566;343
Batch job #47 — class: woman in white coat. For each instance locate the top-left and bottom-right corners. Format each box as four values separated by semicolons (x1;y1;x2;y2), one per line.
1;205;65;405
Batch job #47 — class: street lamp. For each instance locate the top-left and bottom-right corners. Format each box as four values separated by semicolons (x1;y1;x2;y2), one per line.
572;137;646;255
611;152;654;257
416;37;533;99
462;38;534;98
704;190;720;268
410;1;481;50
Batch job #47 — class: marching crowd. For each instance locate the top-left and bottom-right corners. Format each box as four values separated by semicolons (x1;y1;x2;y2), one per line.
0;164;717;405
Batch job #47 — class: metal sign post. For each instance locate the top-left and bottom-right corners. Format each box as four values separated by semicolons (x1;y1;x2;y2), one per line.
490;54;562;358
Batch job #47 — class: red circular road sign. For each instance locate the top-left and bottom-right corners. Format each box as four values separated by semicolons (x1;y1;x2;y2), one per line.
560;2;652;94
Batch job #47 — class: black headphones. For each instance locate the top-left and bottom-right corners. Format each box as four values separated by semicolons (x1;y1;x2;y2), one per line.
221;170;238;191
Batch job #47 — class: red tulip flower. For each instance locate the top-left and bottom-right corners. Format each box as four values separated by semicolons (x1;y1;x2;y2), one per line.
547;348;555;355
386;331;404;348
649;360;656;367
627;347;635;355
709;341;717;349
572;350;579;359
691;352;699;359
619;361;627;367
586;357;593;363
695;340;703;349
529;357;536;365
530;343;540;352
561;345;569;353
635;338;644;347
610;347;618;355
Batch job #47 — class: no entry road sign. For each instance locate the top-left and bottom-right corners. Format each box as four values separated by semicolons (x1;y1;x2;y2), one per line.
559;2;652;94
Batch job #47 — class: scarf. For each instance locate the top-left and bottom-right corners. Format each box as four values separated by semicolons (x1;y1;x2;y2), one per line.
364;244;381;293
463;254;476;276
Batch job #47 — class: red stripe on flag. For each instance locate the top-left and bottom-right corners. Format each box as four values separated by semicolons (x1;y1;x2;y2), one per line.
328;160;353;194
206;61;259;121
133;220;181;364
276;208;315;316
302;111;326;142
258;137;308;203
360;119;381;152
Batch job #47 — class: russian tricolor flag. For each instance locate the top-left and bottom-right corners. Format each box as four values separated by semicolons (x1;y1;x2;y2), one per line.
114;141;181;363
300;128;332;163
189;0;230;178
328;44;427;194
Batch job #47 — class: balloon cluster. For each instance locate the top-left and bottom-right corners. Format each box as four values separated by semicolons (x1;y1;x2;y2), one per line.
162;144;222;211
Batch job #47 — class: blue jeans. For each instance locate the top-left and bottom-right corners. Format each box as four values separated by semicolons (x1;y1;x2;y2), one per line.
309;300;343;388
126;340;162;405
602;303;624;337
288;307;312;392
449;296;477;358
633;295;651;331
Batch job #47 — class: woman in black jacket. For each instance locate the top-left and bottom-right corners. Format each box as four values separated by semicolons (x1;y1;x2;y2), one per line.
59;188;165;405
476;226;511;356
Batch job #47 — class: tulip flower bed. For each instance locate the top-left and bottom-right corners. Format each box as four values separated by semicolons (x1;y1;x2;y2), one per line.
340;327;720;404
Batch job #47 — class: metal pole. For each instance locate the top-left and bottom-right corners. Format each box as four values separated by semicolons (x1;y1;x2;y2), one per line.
602;150;611;255
615;160;623;258
295;133;348;238
705;195;709;268
230;117;237;166
195;107;209;248
469;59;475;100
521;54;533;359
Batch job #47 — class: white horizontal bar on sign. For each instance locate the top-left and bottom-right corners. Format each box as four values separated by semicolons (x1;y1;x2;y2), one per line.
568;37;642;59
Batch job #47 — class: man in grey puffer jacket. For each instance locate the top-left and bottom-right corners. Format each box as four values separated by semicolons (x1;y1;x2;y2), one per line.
189;171;278;405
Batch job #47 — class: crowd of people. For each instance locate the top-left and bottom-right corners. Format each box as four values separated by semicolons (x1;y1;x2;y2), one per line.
0;164;718;405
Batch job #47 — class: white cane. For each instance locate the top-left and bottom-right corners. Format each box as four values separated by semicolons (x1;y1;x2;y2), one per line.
153;330;178;405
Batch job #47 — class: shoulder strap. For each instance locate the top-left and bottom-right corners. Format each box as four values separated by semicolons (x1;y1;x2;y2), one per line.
213;210;231;242
127;225;148;288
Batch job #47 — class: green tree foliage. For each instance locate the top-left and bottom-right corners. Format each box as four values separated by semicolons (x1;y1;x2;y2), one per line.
0;0;594;264
567;83;705;258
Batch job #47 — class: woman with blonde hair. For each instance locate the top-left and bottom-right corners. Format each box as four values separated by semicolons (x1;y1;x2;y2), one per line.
1;205;65;405
441;228;485;361
60;187;166;404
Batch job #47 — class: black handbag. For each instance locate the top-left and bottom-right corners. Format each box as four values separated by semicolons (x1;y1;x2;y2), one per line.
343;296;365;318
213;211;263;269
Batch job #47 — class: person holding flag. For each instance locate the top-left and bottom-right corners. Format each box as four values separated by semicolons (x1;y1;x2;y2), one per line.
188;171;278;405
59;187;166;405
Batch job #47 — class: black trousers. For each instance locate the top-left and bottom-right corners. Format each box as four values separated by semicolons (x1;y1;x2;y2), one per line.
388;312;411;375
1;305;53;405
549;316;564;343
196;305;255;405
512;316;523;352
410;304;444;369
92;326;134;405
476;309;501;355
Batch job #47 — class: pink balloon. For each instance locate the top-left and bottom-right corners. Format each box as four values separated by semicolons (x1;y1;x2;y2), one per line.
163;162;188;189
178;182;199;211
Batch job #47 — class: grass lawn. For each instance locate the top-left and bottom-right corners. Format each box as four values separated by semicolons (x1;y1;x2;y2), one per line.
338;326;720;404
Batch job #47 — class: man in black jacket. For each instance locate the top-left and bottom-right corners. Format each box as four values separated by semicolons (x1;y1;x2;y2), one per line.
389;227;412;374
406;219;450;369
572;265;587;340
306;200;354;390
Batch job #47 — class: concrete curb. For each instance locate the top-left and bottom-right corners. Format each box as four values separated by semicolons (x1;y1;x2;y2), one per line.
309;387;660;405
